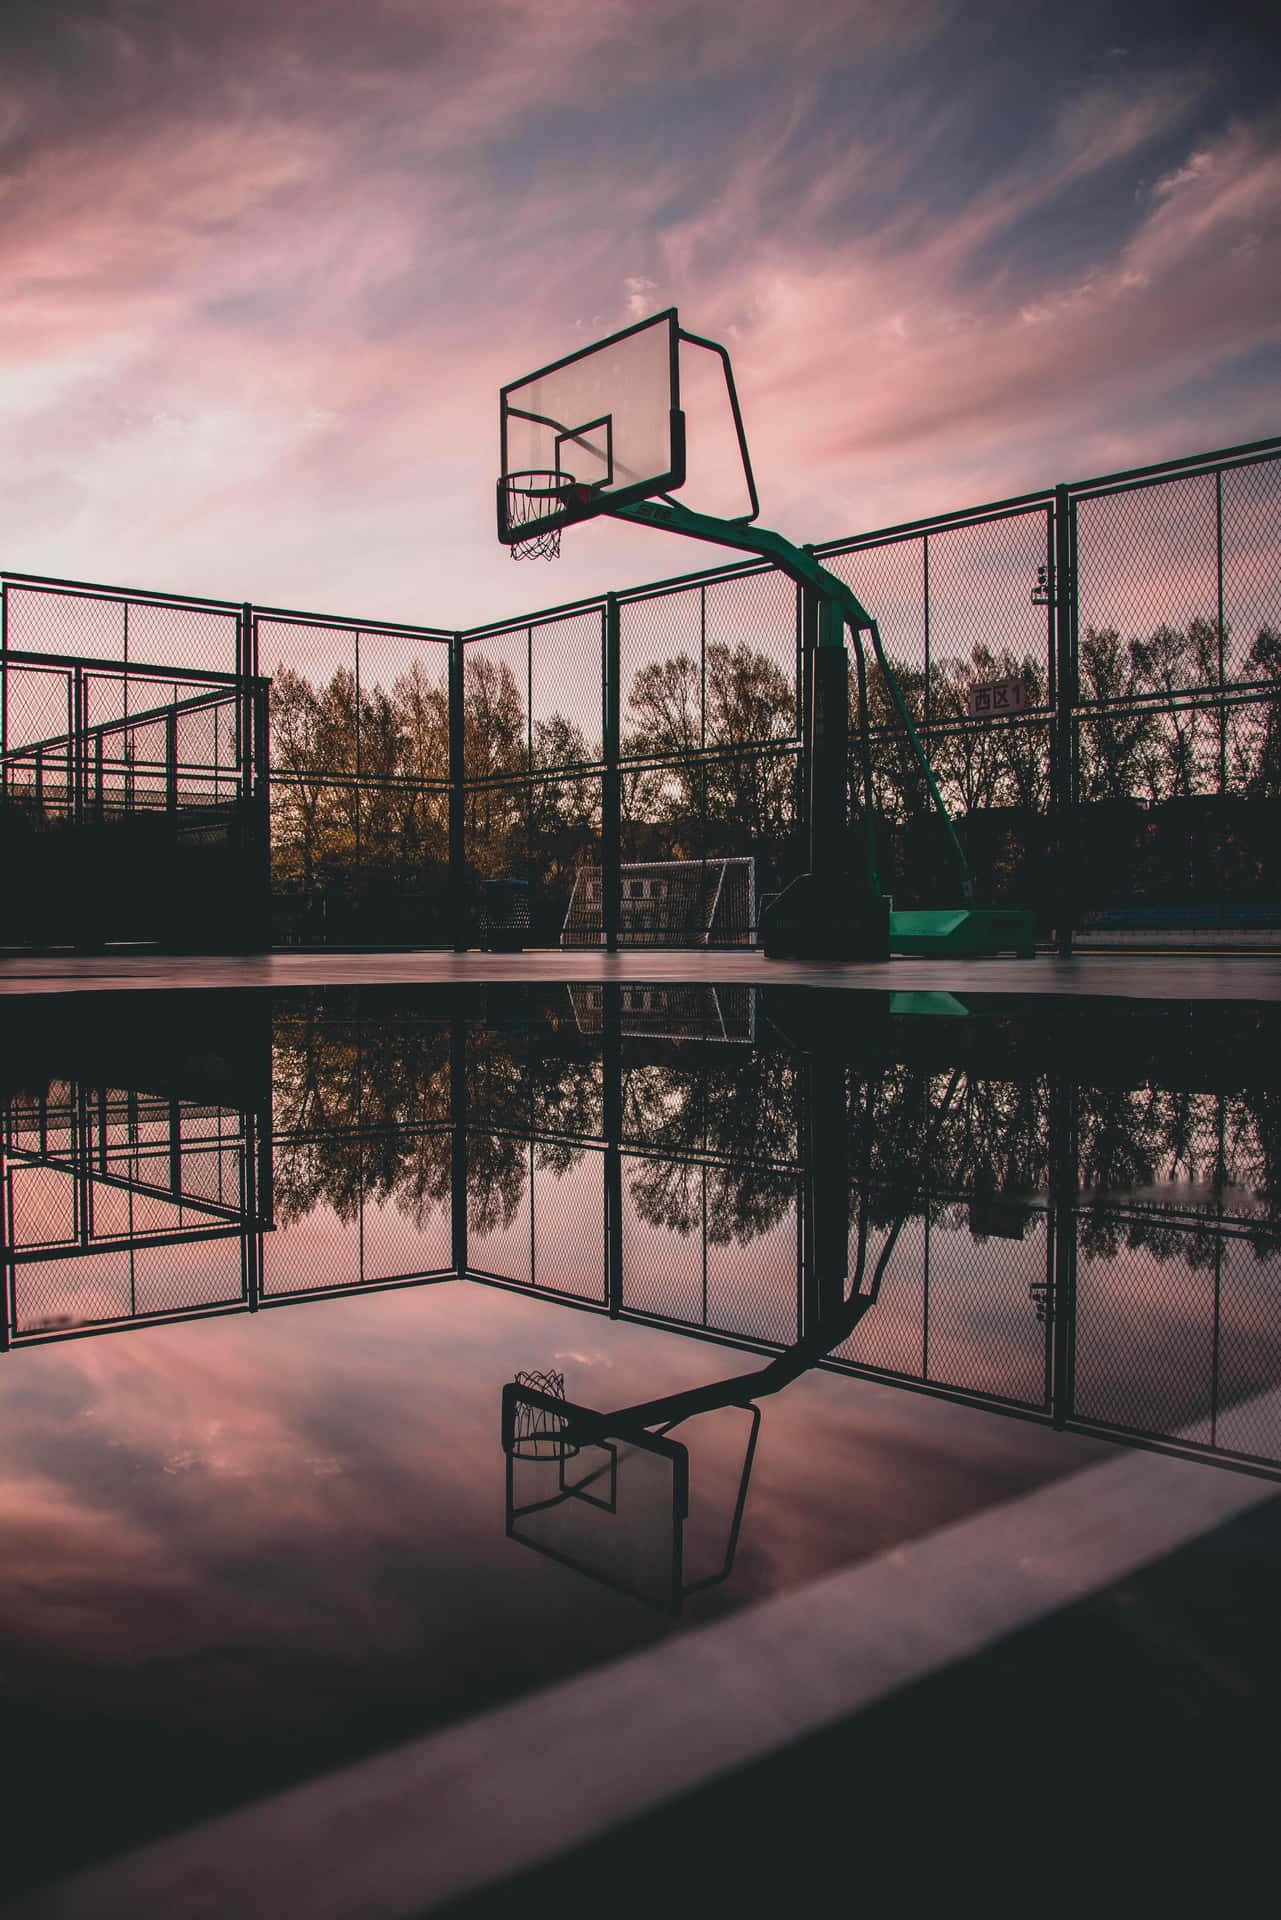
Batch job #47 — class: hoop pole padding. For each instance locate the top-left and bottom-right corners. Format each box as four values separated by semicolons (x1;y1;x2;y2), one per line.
610;497;974;904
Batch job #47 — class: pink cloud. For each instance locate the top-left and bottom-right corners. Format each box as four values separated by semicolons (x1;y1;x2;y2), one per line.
0;3;1275;629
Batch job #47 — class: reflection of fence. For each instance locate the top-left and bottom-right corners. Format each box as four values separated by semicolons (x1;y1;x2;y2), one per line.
567;984;756;1041
2;1083;267;1342
450;1014;1281;1478
4;998;1279;1477
4;433;1279;947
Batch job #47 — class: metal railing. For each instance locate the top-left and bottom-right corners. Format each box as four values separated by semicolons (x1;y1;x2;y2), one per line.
3;431;1278;947
5;989;1278;1479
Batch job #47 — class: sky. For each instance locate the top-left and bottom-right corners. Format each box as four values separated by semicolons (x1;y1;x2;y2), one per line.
1;0;1279;631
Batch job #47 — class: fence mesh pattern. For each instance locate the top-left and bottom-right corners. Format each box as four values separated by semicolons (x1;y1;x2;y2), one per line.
3;437;1279;948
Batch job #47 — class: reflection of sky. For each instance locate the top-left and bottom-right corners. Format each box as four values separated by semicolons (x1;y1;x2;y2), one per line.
0;1275;1103;1891
1;3;1278;632
6;982;1281;1883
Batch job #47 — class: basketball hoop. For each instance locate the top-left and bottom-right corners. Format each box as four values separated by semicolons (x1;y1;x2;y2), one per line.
502;471;571;560
510;1369;580;1460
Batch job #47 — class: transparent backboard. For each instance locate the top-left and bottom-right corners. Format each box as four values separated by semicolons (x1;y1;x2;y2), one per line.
504;1383;688;1611
498;310;685;543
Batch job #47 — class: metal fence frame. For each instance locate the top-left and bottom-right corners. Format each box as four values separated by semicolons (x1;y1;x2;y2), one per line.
2;430;1278;949
6;992;1277;1481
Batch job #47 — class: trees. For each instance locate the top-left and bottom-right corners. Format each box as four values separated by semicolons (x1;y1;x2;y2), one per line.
269;654;449;913
621;641;796;872
267;609;1281;931
1238;625;1281;797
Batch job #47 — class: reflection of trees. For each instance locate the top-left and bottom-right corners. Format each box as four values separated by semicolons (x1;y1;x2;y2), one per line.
851;1067;1279;1262
467;1132;529;1237
267;1005;1280;1282
627;1154;797;1247
623;1053;801;1247
271;1002;451;1229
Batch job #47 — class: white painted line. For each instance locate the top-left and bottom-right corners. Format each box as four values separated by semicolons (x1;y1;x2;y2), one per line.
16;1428;1278;1920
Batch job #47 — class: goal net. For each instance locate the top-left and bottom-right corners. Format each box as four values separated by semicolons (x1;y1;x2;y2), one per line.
561;858;756;949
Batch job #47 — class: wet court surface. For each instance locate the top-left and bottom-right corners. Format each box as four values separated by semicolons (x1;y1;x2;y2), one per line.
2;976;1280;1907
0;946;1279;998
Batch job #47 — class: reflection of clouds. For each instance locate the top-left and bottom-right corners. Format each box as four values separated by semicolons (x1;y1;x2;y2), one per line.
10;1273;1087;1738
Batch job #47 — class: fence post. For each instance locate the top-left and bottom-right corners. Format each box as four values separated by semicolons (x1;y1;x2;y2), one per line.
603;595;621;953
797;584;817;864
244;1105;262;1312
239;603;255;802
603;981;622;1315
810;596;849;892
803;1048;849;1334
451;1005;468;1278
252;677;271;950
1052;484;1076;955
165;707;178;816
449;632;467;950
1049;1071;1078;1428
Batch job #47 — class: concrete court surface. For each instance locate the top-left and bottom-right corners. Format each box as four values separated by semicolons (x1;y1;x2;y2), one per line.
0;947;1279;999
7;944;1280;1916
16;1423;1281;1920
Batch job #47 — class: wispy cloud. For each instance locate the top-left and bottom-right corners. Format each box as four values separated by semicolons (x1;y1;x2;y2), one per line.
0;0;1276;622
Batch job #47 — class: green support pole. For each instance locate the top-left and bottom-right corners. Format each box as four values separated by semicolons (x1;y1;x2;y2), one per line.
610;497;1028;958
841;598;881;899
808;596;849;895
614;498;973;905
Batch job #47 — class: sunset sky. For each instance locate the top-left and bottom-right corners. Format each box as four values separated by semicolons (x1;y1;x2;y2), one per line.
2;0;1278;630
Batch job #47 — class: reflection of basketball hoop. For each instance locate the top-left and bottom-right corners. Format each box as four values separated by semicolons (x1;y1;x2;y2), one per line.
510;1369;580;1460
500;472;572;561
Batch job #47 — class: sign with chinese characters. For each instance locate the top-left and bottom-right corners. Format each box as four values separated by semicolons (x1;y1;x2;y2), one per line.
966;676;1027;719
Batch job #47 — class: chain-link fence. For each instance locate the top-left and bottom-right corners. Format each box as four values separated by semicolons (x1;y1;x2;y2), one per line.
2;1082;264;1338
0;574;267;948
4;434;1278;949
464;434;1279;946
256;605;453;945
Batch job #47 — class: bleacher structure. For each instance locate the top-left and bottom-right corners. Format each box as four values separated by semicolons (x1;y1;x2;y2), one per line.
0;627;268;951
560;858;756;950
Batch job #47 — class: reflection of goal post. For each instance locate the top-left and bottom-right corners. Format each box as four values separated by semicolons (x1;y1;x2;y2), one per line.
561;858;756;949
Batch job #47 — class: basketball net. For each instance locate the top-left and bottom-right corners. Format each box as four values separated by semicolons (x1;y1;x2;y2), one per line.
510;1369;579;1460
503;471;567;561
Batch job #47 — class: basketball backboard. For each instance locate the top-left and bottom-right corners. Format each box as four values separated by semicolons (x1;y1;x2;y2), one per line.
503;1378;688;1611
497;309;757;550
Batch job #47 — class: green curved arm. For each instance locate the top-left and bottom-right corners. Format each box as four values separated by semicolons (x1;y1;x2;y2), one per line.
612;498;974;902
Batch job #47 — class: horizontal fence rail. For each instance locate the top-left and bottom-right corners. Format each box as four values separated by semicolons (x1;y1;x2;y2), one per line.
3;431;1279;950
7;999;1278;1480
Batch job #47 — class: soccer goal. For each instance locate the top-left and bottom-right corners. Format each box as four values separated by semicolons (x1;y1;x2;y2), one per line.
561;857;756;949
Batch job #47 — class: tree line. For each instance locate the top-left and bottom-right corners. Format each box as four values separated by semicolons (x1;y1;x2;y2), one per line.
268;617;1281;927
270;1011;1281;1276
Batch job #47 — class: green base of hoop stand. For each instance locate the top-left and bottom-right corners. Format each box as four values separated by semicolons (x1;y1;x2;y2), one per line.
889;908;1036;960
